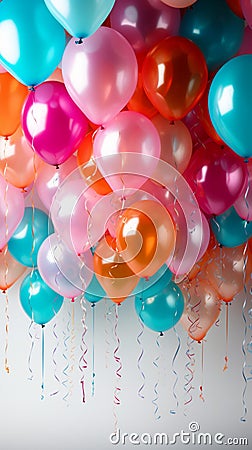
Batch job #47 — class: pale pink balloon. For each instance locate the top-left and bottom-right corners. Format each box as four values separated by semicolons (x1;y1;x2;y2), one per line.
36;155;77;210
93;111;161;192
241;0;252;28
235;161;252;221
151;115;192;173
62;27;138;125
160;0;197;7
0;175;25;249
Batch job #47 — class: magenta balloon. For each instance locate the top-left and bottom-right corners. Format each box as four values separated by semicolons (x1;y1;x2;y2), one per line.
235;161;252;220
21;81;88;166
0;175;25;249
241;0;252;28
110;0;180;57
36;155;77;210
238;26;252;55
62;27;138;124
160;0;197;7
184;142;248;216
93;111;161;192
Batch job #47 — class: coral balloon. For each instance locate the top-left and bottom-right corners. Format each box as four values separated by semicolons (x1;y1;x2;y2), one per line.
0;73;27;138
62;28;138;124
116;199;176;278
194;80;223;144
127;72;157;119
142;36;208;120
0;245;26;291
160;1;197;6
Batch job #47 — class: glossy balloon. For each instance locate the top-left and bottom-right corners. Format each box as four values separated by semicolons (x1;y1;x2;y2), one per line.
20;269;63;325
127;71;157;119
0;73;27;137
62;28;138;124
180;0;244;71
235;161;252;220
0;245;26;291
135;281;184;333
241;0;252;27
194;80;223;144
209;55;252;159
135;264;172;300
44;0;115;38
84;274;106;304
160;0;197;6
0;0;65;86
237;26;252;55
22;81;88;166
210;206;252;247
8;207;54;267
227;0;244;18
142;36;208;120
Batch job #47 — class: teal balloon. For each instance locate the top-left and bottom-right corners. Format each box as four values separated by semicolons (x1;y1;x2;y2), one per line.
20;270;63;325
210;206;252;247
134;265;172;300
180;0;244;71
209;55;252;159
135;282;184;333
44;0;115;39
0;0;65;86
84;274;105;304
8;207;54;267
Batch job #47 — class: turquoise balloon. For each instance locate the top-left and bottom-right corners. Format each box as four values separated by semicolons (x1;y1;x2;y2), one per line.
209;55;252;159
44;0;115;39
135;282;184;333
20;270;64;325
84;274;105;304
210;206;252;248
134;264;172;300
8;207;54;267
0;0;65;86
180;0;244;71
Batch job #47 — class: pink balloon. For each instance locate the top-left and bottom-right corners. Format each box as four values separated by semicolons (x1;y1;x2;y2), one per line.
183;109;210;148
151;115;192;173
21;81;88;166
110;0;180;59
235;161;252;220
0;175;25;250
241;0;252;28
36;155;77;210
93;111;161;192
141;178;175;209
237;25;252;55
0;63;7;74
184;142;248;216
62;27;138;124
160;0;197;7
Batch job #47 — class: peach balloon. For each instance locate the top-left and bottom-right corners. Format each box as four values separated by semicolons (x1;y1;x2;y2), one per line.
0;245;26;291
160;0;197;6
0;72;28;138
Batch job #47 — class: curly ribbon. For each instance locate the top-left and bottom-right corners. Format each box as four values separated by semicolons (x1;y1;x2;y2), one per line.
170;327;181;415
68;300;76;402
3;138;10;373
188;108;208;152
91;302;96;397
223;302;229;372
241;242;250;422
79;296;88;403
113;304;122;432
41;325;45;400
184;337;195;416
27;321;40;381
199;340;205;402
152;333;162;420
136;315;146;399
105;301;116;369
50;322;60;397
62;305;71;404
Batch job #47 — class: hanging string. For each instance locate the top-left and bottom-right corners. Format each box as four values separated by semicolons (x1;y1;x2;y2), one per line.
170;327;181;415
184;337;195;416
241;242;249;422
104;298;111;369
50;322;60;397
79;296;88;403
3;138;10;373
62;305;71;404
41;325;45;400
152;333;162;420
223;302;229;371
69;300;76;403
199;340;205;402
91;303;96;397
113;303;122;432
136;315;145;399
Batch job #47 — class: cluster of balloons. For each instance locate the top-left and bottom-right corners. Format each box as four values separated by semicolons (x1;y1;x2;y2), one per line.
0;0;252;342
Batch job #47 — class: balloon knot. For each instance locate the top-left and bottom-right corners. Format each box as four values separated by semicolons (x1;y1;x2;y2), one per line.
4;136;8;141
28;86;36;92
2;289;6;294
41;324;45;328
91;302;96;308
71;298;75;303
75;38;83;45
159;331;164;337
169;120;175;125
244;158;249;164
55;164;60;170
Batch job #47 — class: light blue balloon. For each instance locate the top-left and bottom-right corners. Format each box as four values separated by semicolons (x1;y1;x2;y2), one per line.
84;274;105;304
0;0;65;86
135;282;184;333
20;269;64;325
8;207;54;267
44;0;115;39
180;0;244;72
134;264;172;300
210;206;252;248
209;55;252;159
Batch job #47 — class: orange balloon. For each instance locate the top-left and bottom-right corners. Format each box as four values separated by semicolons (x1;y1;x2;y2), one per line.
127;71;157;119
47;67;64;83
206;244;252;302
77;132;112;196
116;200;176;278
142;36;208;120
94;235;139;304
0;245;26;291
0;128;42;190
0;72;28;138
180;278;221;342
195;79;223;144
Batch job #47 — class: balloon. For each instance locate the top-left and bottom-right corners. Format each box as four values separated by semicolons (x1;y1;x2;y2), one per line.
0;128;41;190
180;0;244;72
241;0;252;27
0;245;26;291
21;81;88;166
0;0;65;86
20;269;63;325
116;199;176;278
94;235;139;304
227;0;244;18
84;274;106;304
44;0;115;39
77;132;112;196
160;1;197;7
134;264;172;300
210;206;252;247
208;55;252;159
206;244;252;302
36;156;77;211
184;142;248;215
180;278;221;342
93;111;161;192
110;0;180;58
151;115;192;173
0;175;25;250
62;28;138;124
183;109;209;148
135;281;184;333
0;73;27;137
127;71;157;119
142;36;208;120
8;207;54;267
37;234;84;300
237;26;252;55
0;63;7;74
235;161;252;221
